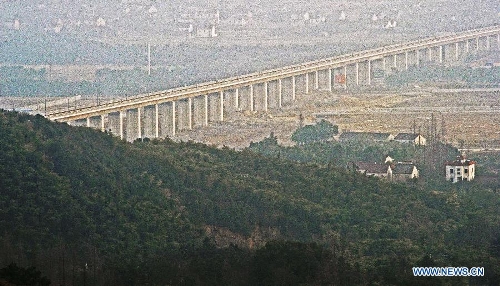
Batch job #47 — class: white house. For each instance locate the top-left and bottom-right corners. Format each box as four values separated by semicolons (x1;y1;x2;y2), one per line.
445;155;476;183
394;133;426;146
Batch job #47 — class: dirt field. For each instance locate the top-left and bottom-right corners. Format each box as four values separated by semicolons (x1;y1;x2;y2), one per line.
173;88;500;150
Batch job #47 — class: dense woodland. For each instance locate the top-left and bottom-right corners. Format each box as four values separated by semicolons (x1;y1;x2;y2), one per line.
1;110;500;285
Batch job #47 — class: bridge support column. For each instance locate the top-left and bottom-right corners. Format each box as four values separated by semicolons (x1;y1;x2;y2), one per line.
120;111;124;140
405;52;408;70
328;69;332;91
292;76;296;100
476;37;479;51
305;73;309;94
343;66;347;89
86;117;90;127
497;34;500;50
235;88;239;110
416;50;420;66
264;82;268;112
393;54;397;69
172;101;176;136
315;71;319;89
278;79;282;108
250;84;254;111
428;47;432;62
137;107;142;139
439;46;443;63
382;57;386;71
188;97;193;129
219;91;224;121
455;42;459;61
101;114;105;132
486;36;491;50
155;104;159;137
367;61;371;85
466;40;470;53
204;95;209;126
355;63;359;86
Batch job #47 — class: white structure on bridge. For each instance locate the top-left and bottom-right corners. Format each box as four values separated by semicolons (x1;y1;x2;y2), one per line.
45;25;500;142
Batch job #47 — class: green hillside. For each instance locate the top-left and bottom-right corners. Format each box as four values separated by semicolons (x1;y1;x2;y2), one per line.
1;110;500;285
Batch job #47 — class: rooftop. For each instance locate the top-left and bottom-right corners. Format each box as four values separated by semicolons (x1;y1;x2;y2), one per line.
354;162;390;174
394;133;422;141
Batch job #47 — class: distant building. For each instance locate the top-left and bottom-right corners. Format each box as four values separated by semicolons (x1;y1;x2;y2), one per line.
445;155;476;183
356;156;419;181
394;133;426;145
192;24;217;38
339;11;346;21
339;132;394;143
96;17;106;27
353;162;392;178
385;19;397;29
392;162;419;181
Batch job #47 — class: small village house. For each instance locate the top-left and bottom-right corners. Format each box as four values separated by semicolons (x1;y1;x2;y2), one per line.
356;156;419;182
353;162;392;179
394;133;426;146
445;155;475;183
391;163;419;181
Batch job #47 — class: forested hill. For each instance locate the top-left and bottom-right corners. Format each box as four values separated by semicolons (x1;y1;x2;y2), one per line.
1;110;500;285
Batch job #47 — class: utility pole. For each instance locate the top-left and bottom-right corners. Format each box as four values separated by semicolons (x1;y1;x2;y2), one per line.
147;41;151;76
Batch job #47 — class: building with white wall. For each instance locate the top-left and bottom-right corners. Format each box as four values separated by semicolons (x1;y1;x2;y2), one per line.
445;156;475;183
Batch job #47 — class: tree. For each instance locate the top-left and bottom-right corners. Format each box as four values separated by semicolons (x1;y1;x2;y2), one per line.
291;120;338;144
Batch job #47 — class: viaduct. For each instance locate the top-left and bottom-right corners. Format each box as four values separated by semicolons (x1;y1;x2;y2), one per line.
46;25;500;142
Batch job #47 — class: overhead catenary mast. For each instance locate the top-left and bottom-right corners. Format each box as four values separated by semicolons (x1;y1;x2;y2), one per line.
147;41;151;76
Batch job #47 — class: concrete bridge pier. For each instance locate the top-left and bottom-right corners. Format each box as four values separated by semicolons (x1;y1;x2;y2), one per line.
314;70;319;90
263;82;268;111
328;68;332;91
305;73;310;94
278;79;283;108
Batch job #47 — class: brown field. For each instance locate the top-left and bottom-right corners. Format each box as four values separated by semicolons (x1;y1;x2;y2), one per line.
174;88;500;150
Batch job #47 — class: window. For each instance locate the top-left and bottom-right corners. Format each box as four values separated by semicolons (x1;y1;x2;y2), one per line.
464;168;468;174
449;169;454;174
